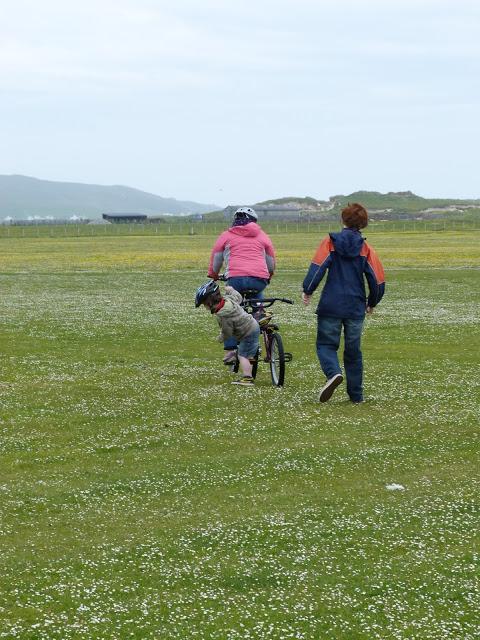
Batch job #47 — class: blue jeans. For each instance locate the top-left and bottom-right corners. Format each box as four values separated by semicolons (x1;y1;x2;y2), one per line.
316;316;364;402
238;324;261;358
224;276;268;350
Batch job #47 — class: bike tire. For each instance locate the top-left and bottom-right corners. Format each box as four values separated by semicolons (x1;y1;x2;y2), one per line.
269;332;285;387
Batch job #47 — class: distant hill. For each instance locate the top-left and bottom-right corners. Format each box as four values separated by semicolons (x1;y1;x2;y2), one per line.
0;175;218;219
201;191;480;222
331;191;480;215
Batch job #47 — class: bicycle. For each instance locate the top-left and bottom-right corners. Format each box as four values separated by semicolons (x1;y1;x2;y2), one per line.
238;294;294;386
214;275;294;386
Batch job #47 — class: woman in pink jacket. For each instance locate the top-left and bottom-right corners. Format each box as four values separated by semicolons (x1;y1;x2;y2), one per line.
208;207;276;363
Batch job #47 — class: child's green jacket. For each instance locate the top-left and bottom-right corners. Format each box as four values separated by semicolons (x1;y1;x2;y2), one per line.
215;288;258;342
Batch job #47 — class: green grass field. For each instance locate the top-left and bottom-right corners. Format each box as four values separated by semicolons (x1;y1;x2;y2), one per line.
0;230;479;639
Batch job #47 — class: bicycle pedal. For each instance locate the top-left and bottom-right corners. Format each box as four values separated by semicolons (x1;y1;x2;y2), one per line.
284;352;293;362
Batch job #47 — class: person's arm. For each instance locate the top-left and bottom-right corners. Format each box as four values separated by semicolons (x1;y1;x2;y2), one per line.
215;298;236;338
363;243;385;309
216;316;227;342
263;233;276;277
216;312;234;339
302;236;333;303
208;233;227;279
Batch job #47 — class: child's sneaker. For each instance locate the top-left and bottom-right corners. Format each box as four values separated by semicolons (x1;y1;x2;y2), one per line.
223;350;237;365
231;376;254;386
318;374;343;402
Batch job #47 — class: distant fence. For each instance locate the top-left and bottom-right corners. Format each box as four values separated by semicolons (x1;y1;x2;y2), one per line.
0;219;478;239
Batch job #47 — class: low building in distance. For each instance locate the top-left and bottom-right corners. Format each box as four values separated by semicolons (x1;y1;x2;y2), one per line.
102;213;148;224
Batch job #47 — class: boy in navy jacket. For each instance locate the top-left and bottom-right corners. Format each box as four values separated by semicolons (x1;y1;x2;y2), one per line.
302;203;385;403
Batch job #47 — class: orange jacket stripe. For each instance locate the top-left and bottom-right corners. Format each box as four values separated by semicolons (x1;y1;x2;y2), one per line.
312;237;334;266
361;242;385;284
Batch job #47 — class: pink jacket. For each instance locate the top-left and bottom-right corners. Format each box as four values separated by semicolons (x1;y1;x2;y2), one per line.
208;223;276;279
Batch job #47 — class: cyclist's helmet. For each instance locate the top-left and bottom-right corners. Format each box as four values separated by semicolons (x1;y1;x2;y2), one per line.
234;206;258;224
195;280;220;307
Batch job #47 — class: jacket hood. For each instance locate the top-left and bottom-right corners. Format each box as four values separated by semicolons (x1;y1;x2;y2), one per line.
215;298;236;317
229;222;261;238
330;228;365;258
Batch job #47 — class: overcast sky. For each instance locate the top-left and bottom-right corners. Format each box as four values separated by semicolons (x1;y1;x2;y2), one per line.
1;0;479;206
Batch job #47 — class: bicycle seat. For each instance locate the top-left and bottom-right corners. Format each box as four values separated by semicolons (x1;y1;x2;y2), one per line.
241;289;260;299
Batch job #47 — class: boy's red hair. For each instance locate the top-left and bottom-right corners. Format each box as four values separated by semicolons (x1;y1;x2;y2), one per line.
341;203;368;230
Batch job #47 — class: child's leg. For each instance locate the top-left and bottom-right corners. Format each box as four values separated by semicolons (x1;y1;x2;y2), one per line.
236;325;260;378
223;336;237;358
238;355;253;378
222;349;237;364
343;318;364;401
316;316;342;378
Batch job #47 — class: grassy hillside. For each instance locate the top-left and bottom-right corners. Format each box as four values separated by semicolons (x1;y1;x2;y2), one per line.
0;175;217;219
257;196;322;206
200;191;480;224
2;176;479;223
333;190;480;213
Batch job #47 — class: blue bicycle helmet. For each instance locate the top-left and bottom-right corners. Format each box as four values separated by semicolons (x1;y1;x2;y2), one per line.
195;280;220;307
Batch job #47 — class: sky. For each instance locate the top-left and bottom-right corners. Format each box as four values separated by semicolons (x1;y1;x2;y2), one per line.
1;0;479;206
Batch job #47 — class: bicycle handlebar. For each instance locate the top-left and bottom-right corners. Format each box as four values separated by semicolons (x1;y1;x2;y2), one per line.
242;297;294;307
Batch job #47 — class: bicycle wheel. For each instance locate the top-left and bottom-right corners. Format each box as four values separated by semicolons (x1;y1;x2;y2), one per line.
269;332;285;387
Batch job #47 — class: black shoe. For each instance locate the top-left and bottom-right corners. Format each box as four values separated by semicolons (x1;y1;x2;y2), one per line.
318;374;343;403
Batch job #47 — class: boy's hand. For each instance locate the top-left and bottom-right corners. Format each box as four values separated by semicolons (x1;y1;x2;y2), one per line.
302;292;312;306
224;285;233;294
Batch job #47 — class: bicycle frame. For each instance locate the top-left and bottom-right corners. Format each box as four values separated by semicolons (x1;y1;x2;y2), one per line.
239;295;293;387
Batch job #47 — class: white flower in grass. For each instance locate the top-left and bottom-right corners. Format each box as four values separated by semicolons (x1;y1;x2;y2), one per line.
386;483;405;491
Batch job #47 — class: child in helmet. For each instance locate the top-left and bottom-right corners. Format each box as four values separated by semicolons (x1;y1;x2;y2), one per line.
195;280;260;386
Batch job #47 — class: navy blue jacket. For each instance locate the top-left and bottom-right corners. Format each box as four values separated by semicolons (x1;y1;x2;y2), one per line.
302;228;385;319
